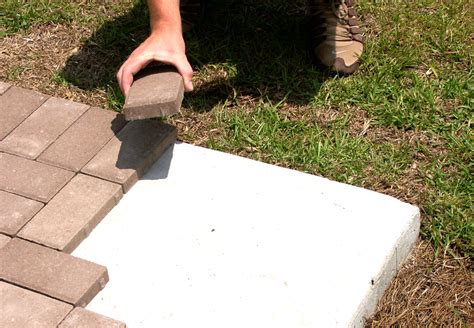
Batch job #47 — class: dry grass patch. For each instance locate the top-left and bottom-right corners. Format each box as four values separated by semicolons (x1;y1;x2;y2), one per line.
0;24;108;105
367;240;473;327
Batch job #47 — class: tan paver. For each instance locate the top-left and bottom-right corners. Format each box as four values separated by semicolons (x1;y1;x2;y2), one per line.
0;97;89;159
38;107;127;172
0;282;73;328
0;153;74;202
0;190;44;236
0;86;48;140
0;234;11;249
0;81;12;95
123;66;184;120
59;307;126;328
82;119;176;192
0;238;108;306
19;174;123;253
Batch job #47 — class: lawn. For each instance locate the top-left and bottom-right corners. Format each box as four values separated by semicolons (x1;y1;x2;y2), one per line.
1;0;472;325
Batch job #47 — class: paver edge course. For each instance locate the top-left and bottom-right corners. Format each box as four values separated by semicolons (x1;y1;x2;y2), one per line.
0;81;12;95
17;174;123;253
81;120;177;193
37;107;128;172
0;238;109;307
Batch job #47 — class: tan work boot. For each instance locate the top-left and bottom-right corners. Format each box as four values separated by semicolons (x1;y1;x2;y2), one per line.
309;0;364;74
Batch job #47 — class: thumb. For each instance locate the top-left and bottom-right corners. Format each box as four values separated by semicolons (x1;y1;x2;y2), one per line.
173;56;194;92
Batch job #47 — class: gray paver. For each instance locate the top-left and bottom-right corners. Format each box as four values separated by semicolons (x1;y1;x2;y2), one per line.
0;234;11;249
0;238;108;307
82;119;176;192
38;107;127;171
0;190;44;236
0;153;74;202
0;96;89;159
59;308;126;328
123;66;184;120
0;81;12;95
0;86;48;140
0;282;73;328
19;174;123;253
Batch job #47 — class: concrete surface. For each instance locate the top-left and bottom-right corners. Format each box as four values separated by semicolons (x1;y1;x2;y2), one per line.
74;142;420;327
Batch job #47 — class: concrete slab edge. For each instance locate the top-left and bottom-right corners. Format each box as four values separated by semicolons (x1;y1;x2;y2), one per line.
350;206;420;327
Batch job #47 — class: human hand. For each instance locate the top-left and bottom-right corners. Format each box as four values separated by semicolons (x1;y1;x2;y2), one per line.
116;27;193;97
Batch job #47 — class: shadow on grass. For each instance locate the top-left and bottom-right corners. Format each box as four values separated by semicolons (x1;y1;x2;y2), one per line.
62;0;327;111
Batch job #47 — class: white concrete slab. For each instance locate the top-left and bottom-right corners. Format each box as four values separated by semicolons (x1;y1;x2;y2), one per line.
74;142;419;327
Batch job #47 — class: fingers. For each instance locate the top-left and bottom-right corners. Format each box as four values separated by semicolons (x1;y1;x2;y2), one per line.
116;33;194;96
117;56;152;97
118;55;194;96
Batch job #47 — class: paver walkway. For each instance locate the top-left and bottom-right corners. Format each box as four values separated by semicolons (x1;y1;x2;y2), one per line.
0;81;176;327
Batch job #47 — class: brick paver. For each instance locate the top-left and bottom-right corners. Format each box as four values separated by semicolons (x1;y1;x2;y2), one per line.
0;238;108;306
0;86;48;140
0;97;89;159
123;66;184;120
0;190;44;236
38;107;127;171
0;153;74;202
0;84;182;326
0;81;11;95
0;234;11;249
59;308;126;328
0;282;73;328
82;119;177;192
19;174;123;253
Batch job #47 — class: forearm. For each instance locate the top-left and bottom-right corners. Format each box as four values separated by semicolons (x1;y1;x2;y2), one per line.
147;0;182;33
117;0;193;95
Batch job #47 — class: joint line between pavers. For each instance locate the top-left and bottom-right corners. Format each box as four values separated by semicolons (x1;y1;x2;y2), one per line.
31;157;77;173
78;171;131;193
55;307;76;327
0;83;12;95
1;93;50;142
70;119;130;174
0;187;47;206
32;105;91;161
0;277;77;307
15;236;62;251
4;203;44;238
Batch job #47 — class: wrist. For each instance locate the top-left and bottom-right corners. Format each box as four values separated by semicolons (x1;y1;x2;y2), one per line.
151;19;182;35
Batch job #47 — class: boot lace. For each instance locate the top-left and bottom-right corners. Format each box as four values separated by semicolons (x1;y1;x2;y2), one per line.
309;0;363;43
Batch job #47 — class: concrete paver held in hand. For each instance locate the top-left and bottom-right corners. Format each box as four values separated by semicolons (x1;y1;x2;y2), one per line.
122;65;184;120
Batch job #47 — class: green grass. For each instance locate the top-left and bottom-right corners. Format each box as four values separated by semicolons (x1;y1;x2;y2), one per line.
0;0;135;37
1;0;472;257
